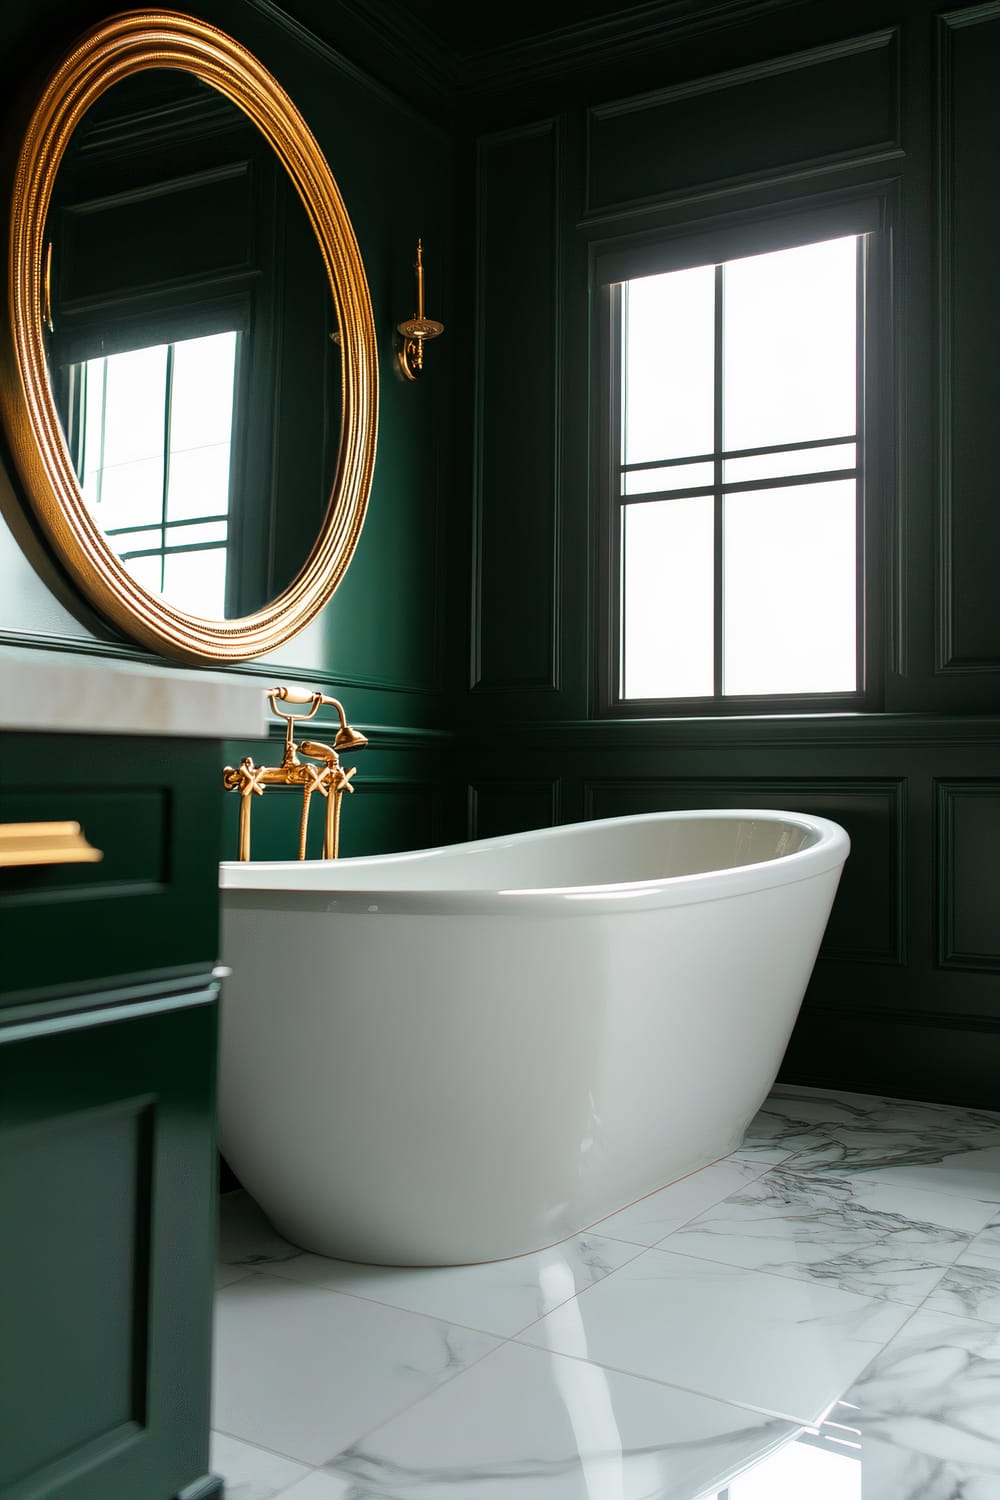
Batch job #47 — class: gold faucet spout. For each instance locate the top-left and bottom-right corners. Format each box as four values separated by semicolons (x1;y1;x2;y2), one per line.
224;689;367;860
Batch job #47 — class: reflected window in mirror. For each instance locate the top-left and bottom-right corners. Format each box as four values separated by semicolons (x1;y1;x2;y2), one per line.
43;65;343;622
66;329;238;617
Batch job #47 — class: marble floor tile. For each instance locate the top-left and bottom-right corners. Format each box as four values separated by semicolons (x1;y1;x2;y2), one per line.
516;1244;911;1425
213;1272;499;1466
757;1084;889;1126
264;1477;344;1500
923;1260;1000;1326
219;1189;304;1268
959;1216;1000;1268
317;1341;799;1500
736;1112;827;1164
257;1231;641;1338
588;1157;772;1246
835;1307;1000;1496
210;1431;312;1500
217;1262;256;1290
786;1129;1000;1203
666;1163;995;1303
833;1094;1000;1141
830;1430;1000;1499
213;1089;1000;1498
733;1084;876;1162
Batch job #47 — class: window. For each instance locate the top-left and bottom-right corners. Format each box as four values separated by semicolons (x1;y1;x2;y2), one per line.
66;329;239;618
600;207;883;714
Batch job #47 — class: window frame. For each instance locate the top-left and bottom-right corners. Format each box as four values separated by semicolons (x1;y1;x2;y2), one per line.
65;326;241;616
594;195;890;719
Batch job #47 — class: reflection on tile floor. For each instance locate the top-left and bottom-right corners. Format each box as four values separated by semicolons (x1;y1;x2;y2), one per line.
212;1085;1000;1499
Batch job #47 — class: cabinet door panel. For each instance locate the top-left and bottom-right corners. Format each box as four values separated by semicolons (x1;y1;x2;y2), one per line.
0;997;219;1500
0;734;221;1007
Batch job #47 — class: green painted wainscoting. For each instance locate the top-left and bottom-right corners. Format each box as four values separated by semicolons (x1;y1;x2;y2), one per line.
459;0;1000;1110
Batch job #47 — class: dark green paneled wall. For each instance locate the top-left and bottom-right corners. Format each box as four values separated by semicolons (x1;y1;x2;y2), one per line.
465;0;1000;1108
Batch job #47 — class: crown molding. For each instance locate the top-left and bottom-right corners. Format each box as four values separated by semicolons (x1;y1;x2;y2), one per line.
462;0;815;94
255;0;459;126
268;0;817;123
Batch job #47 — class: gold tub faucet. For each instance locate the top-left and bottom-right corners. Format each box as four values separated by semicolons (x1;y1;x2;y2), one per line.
223;687;367;861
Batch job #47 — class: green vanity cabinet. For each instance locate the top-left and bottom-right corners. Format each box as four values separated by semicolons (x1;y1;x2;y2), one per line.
0;676;262;1500
0;733;222;1012
0;998;220;1500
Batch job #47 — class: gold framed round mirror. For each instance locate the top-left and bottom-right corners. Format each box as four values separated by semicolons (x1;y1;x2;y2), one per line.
0;9;378;662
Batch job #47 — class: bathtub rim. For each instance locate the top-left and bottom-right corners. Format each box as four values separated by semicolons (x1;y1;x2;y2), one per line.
219;808;850;919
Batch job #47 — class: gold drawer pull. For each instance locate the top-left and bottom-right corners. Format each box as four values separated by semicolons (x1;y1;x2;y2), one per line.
0;821;104;868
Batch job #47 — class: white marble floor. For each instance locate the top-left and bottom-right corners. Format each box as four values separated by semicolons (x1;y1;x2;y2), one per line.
212;1084;1000;1499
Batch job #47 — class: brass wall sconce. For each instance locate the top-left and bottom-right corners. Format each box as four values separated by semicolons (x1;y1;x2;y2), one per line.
396;239;444;380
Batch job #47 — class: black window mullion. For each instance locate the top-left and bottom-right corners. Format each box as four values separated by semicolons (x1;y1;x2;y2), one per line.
160;343;175;596
105;512;229;539
713;262;724;697
619;464;859;509
620;431;856;477
119;540;228;562
95;357;109;508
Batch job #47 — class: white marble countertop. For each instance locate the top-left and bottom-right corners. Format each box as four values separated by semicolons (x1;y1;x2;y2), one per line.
0;646;270;739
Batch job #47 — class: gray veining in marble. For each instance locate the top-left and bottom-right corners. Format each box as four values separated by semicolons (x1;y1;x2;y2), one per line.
666;1160;995;1303
835;1307;1000;1497
924;1258;1000;1326
752;1090;1000;1207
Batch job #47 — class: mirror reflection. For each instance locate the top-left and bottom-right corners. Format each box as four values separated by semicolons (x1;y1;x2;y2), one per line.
45;69;342;619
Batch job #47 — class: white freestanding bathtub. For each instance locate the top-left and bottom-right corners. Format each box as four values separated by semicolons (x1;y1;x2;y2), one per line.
218;809;849;1266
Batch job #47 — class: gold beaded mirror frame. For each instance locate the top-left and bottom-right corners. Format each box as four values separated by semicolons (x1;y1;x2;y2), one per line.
0;9;378;662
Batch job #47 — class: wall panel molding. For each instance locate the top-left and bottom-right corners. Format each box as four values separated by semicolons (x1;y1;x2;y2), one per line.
936;7;1000;672
263;719;453;750
937;779;1000;971
465;712;1000;752
584;30;900;217
803;999;1000;1035
468;779;560;839
335;775;445;855
782;997;1000;1110
582;776;905;964
471;119;562;694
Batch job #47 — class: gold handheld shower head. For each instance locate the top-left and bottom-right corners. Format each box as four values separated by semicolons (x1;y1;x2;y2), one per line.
333;723;368;752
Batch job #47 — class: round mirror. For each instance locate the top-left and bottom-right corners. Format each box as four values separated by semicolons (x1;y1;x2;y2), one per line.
0;11;378;662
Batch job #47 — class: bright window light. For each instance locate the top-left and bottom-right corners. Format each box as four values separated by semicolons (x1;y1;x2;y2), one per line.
616;233;862;703
75;329;238;617
622;496;714;698
727;1432;862;1498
